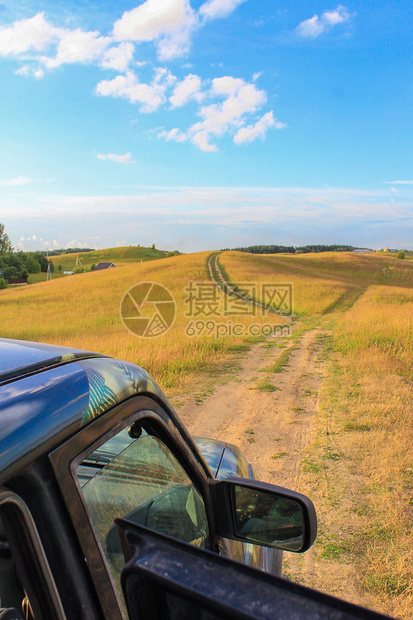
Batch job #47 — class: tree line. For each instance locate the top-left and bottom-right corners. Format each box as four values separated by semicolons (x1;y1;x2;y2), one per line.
0;222;96;285
0;223;48;284
0;250;53;280
222;244;360;254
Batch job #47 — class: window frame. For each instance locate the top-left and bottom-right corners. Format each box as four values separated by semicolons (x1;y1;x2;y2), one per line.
49;394;216;619
0;488;66;620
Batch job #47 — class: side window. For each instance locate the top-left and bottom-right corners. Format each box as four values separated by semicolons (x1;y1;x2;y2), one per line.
75;424;210;597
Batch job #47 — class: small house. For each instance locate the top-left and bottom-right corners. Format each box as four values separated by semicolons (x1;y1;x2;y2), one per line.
94;263;116;271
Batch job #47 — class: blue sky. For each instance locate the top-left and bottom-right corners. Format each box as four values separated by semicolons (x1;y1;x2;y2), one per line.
0;0;412;252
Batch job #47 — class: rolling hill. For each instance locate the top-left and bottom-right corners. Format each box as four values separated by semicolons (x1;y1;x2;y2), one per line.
49;245;172;271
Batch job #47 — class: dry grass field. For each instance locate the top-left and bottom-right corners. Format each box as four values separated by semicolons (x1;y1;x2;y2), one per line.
1;248;412;617
0;251;284;388
219;251;413;619
320;285;413;618
220;250;413;315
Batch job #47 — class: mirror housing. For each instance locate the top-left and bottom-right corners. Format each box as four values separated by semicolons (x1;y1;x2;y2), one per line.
210;478;317;553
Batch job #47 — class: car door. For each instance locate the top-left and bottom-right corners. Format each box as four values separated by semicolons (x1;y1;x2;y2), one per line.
50;393;318;619
119;521;393;620
50;394;216;618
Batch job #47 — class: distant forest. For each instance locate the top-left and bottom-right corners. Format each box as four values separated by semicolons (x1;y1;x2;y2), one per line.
222;244;361;254
44;248;94;256
0;248;93;281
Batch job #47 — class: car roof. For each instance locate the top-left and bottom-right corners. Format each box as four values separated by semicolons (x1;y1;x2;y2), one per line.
0;338;103;385
0;339;168;479
0;339;212;484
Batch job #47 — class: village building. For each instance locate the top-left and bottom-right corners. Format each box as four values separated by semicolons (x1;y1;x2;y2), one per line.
93;262;116;271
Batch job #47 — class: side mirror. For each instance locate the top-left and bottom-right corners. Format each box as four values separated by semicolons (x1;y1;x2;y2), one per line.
211;478;317;553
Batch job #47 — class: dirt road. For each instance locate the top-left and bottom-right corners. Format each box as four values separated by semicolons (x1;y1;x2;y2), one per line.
174;325;376;610
176;326;324;490
171;253;381;608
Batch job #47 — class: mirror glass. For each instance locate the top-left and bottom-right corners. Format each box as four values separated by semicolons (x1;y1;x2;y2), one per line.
233;485;304;551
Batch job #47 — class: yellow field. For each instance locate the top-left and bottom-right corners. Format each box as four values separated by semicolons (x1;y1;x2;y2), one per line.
1;248;412;616
220;251;413;618
220;251;413;315
323;285;413;618
0;251;285;388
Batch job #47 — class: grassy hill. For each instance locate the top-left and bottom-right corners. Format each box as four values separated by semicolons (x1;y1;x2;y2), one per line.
49;245;170;271
220;250;413;618
2;251;412;383
220;250;413;315
1;251;278;388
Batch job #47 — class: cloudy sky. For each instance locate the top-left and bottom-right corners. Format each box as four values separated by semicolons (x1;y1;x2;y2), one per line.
1;0;412;251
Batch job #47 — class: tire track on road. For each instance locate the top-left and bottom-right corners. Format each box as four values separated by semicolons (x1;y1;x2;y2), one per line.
207;252;293;322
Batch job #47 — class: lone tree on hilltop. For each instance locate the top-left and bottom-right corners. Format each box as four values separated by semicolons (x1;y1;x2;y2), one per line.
0;223;12;254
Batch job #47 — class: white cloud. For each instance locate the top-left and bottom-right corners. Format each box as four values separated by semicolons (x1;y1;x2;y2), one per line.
385;180;413;185
44;239;60;249
199;0;247;21
158;127;187;142
191;131;218;152
323;6;351;26
113;0;192;41
234;111;285;144
97;152;136;164
210;75;245;96
189;80;267;151
0;176;32;187
100;42;135;72
252;71;263;82
0;13;112;71
156;23;195;61
2;11;280;154
113;0;197;60
296;5;352;38
16;235;61;251
42;28;111;69
157;74;277;151
0;13;60;56
153;66;176;88
170;73;203;107
95;69;174;112
66;240;89;249
7;185;406;223
297;16;324;38
15;64;45;79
